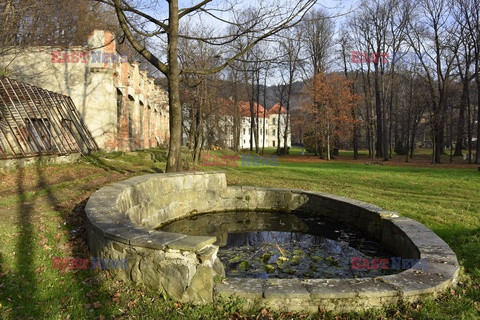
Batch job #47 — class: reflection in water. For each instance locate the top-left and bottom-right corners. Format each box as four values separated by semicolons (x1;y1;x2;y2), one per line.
160;211;397;279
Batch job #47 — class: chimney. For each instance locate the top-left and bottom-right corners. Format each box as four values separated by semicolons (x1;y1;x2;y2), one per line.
87;30;116;53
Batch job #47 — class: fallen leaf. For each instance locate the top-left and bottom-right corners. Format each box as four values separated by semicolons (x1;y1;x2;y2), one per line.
86;290;96;299
474;301;480;312
112;292;121;303
450;287;456;296
92;301;102;309
34;266;45;274
127;300;136;308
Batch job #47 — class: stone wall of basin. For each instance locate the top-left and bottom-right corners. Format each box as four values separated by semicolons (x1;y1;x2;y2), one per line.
85;172;459;312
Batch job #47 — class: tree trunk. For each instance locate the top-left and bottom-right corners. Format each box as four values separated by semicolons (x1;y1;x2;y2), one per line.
192;85;204;165
283;107;289;153
326;117;330;161
374;63;383;158
454;91;466;156
388;93;393;159
262;68;268;154
166;0;182;172
469;83;474;163
352;108;358;159
434;122;442;164
476;65;480;164
255;70;260;153
382;97;388;161
410;125;416;159
276;104;281;154
250;69;256;151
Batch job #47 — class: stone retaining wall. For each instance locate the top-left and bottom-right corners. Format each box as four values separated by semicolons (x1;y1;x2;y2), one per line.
85;172;459;312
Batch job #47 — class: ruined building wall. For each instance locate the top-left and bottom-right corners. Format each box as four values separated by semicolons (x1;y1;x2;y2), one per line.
0;30;169;152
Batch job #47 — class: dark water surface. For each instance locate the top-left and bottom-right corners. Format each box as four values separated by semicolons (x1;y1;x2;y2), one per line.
160;211;398;279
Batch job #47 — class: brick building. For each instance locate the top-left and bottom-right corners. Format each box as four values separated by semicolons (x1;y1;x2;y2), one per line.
0;30;169;152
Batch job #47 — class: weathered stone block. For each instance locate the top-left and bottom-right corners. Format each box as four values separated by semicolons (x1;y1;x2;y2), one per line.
168;236;216;251
185;265;215;303
159;263;190;300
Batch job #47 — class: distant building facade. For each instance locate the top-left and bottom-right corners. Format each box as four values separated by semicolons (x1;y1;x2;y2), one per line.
0;30;169;152
237;102;291;149
182;99;291;150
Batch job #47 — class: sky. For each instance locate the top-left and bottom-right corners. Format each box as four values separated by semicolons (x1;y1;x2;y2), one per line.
133;0;361;84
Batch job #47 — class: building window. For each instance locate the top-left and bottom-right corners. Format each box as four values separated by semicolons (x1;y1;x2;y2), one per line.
273;140;276;147
116;88;123;132
243;128;246;135
273;118;276;125
273;129;276;136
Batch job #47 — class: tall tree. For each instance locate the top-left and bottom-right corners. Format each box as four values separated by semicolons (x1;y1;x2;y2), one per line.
302;73;359;160
277;28;303;154
99;0;317;172
407;0;458;163
299;8;334;157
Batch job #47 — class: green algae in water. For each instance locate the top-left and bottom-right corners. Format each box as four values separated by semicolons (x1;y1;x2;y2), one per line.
160;211;398;279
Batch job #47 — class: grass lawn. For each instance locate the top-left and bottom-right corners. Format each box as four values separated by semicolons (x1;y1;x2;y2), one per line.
0;148;479;319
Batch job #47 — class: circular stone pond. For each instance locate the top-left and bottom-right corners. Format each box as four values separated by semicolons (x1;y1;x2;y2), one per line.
85;172;459;313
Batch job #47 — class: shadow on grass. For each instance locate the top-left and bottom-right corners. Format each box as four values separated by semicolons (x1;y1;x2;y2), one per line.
0;158;118;318
33;158;118;318
0;162;47;318
81;154;132;174
12;164;38;318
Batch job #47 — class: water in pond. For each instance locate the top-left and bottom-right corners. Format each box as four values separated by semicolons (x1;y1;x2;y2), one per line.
160;211;399;279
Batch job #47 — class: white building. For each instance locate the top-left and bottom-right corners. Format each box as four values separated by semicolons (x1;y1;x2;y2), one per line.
235;101;291;150
182;99;291;150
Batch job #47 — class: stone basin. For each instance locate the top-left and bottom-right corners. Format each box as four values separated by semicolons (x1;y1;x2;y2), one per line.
85;172;459;313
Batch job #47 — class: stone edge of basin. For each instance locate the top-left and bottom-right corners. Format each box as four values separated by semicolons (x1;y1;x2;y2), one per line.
84;172;459;313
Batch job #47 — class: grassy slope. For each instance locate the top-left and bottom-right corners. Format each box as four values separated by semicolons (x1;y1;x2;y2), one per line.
0;149;479;319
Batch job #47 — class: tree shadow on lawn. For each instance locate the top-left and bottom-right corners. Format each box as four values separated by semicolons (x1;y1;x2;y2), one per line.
81;153;133;174
0;163;40;318
0;159;118;318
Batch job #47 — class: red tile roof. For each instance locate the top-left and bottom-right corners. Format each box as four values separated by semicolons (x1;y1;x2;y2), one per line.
238;101;266;117
267;103;287;116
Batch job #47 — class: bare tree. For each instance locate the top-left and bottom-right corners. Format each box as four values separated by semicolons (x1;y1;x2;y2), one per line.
299;8;334;158
178;27;221;165
451;1;475;160
407;0;458;163
97;0;317;172
276;28;303;154
454;0;480;163
339;32;360;159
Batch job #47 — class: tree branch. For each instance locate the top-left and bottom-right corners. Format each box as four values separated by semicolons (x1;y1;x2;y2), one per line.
111;0;168;75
